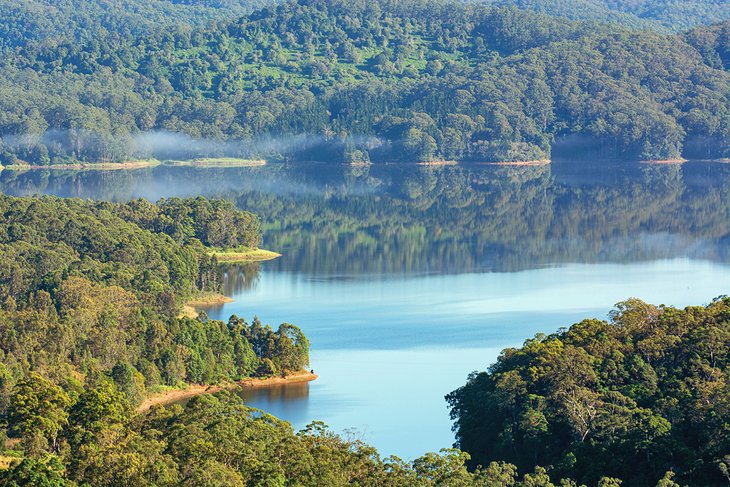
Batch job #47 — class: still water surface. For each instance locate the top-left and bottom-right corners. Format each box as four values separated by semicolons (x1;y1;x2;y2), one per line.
3;161;730;458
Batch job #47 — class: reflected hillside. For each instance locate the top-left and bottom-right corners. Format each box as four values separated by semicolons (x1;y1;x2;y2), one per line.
2;161;729;276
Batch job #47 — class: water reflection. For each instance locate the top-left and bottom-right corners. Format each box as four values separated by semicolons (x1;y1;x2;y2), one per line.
221;263;262;296
173;382;312;422
3;161;730;457
239;381;310;403
3;161;728;277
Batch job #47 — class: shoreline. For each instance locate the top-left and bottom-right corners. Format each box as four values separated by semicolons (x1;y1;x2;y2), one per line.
639;158;688;165
0;157;267;172
415;160;458;166
177;247;282;319
6;158;730;172
479;159;551;166
211;248;282;263
692;158;730;163
179;292;234;319
137;370;318;412
2;159;161;171
163;158;267;168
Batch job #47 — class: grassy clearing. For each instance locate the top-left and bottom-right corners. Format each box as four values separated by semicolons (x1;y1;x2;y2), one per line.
210;247;282;263
185;292;235;307
179;305;200;319
0;445;22;470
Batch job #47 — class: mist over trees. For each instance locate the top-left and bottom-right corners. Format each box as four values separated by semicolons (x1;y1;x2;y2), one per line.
1;2;730;485
0;0;730;165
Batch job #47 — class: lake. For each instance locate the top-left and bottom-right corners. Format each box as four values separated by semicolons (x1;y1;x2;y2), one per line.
3;160;730;459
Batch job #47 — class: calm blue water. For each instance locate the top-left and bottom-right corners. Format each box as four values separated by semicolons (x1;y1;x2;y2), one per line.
207;259;730;458
3;161;730;458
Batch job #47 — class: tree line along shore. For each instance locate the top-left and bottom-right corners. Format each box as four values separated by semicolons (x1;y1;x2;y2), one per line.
0;193;728;484
0;158;268;171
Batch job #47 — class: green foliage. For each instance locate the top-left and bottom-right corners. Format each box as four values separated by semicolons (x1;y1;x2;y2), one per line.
0;0;273;51
59;391;608;485
0;457;76;487
0;194;261;309
120;196;262;249
1;186;728;483
0;194;307;460
3;387;522;485
65;380;130;450
484;0;730;31
0;1;729;164
7;374;71;456
447;297;730;486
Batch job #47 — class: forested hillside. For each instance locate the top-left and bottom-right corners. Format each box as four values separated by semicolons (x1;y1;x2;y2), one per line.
448;297;730;486
1;203;727;487
0;0;271;50
1;0;730;166
2;0;727;49
597;0;730;30
482;0;730;31
0;194;321;482
0;194;309;420
0;388;633;487
686;19;730;70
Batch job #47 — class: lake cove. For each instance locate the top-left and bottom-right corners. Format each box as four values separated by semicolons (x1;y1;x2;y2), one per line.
3;160;730;458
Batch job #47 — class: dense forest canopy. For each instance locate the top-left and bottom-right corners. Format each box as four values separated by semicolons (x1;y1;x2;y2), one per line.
0;194;319;483
0;183;727;484
480;0;730;31
3;191;723;483
1;0;727;50
0;194;306;414
2;1;730;484
447;297;730;486
0;386;646;487
1;0;730;165
0;200;726;487
0;0;272;50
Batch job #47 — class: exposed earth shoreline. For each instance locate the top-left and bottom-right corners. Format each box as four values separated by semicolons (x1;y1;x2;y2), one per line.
137;370;318;412
0;157;267;171
4;158;730;172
